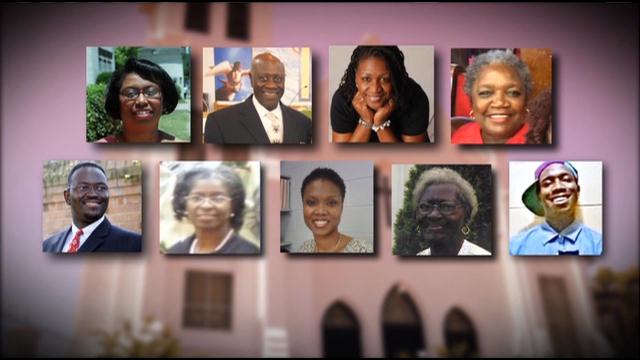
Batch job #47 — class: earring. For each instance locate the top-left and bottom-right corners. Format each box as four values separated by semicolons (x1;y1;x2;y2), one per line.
461;224;471;236
526;108;531;114
230;213;235;218
415;225;422;236
468;110;475;120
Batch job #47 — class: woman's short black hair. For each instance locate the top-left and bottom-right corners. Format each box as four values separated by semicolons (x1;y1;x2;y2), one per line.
300;168;346;200
105;58;179;120
336;46;410;111
172;165;246;230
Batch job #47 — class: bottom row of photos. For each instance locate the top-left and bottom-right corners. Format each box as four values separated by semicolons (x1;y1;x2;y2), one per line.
42;160;603;256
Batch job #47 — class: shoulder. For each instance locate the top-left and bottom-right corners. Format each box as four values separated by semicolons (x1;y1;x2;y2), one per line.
403;78;428;99
95;135;118;143
166;235;195;254
578;224;603;253
461;240;491;255
452;121;482;144
295;239;316;253
223;234;260;254
344;238;372;253
109;223;141;240
282;104;310;123
43;228;69;252
416;248;431;256
509;224;543;255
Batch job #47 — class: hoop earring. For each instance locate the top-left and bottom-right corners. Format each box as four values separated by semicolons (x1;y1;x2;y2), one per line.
461;224;471;236
468;110;475;120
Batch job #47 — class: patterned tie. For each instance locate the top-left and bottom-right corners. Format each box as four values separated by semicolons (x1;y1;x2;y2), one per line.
266;112;282;144
68;228;83;253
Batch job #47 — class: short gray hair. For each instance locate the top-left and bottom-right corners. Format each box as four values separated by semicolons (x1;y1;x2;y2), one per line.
412;167;478;222
463;50;533;99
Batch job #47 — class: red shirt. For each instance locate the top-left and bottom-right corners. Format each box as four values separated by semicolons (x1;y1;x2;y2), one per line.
452;122;529;144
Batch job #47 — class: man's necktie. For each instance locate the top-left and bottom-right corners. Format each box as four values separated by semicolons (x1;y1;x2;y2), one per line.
68;228;83;253
266;112;282;144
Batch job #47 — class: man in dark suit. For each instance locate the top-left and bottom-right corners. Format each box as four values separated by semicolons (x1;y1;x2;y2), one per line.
204;52;312;144
43;162;141;253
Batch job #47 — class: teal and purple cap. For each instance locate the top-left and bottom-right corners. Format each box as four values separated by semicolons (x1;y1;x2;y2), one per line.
522;161;579;216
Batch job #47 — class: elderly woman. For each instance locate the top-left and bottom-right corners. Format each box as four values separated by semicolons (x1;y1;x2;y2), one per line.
166;165;259;254
295;168;371;253
452;50;533;144
99;58;180;143
331;46;430;143
412;168;491;256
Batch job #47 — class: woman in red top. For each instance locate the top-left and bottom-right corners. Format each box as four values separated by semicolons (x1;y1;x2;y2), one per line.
452;50;533;144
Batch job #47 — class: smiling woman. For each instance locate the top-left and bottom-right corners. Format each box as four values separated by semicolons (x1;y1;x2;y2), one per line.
295;168;372;254
98;58;180;143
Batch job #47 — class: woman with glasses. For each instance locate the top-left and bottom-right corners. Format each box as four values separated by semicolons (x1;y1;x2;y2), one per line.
166;165;259;254
98;58;179;143
412;167;491;256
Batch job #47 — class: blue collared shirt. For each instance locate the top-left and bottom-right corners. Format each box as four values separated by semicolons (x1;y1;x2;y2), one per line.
510;221;602;256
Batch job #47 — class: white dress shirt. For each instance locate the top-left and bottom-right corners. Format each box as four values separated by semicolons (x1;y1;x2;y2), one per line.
253;96;284;143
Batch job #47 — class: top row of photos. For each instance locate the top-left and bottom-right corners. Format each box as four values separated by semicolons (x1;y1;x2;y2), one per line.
86;46;552;145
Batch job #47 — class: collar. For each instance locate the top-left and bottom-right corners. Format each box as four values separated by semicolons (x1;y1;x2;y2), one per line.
452;122;529;144
189;229;235;254
252;95;283;121
540;220;583;245
71;215;105;236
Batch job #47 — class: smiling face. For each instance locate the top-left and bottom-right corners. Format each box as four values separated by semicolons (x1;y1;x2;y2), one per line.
119;72;163;132
302;179;344;238
538;164;580;218
415;183;466;253
471;63;527;143
250;54;285;111
185;178;234;231
65;167;109;229
355;56;393;111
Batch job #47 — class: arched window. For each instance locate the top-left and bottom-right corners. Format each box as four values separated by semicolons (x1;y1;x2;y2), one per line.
443;307;478;357
381;284;426;357
322;301;362;357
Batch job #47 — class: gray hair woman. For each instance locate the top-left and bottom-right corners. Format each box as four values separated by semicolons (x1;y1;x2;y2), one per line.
453;49;534;144
412;168;490;256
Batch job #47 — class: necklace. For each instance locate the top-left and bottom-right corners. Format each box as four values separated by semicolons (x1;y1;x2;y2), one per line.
315;233;342;253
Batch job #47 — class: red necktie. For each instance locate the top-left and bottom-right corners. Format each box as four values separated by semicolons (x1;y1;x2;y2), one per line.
68;228;84;253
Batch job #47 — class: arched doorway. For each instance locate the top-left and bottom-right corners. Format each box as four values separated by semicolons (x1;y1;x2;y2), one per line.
382;284;426;357
322;301;362;357
443;307;478;357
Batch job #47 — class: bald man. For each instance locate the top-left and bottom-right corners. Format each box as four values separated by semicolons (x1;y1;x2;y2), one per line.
204;52;312;145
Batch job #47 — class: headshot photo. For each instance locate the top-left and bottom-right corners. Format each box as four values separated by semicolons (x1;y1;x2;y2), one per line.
329;45;434;143
86;46;191;143
42;160;142;253
203;47;312;144
392;164;493;256
509;161;603;256
159;161;261;255
451;48;552;145
281;161;374;254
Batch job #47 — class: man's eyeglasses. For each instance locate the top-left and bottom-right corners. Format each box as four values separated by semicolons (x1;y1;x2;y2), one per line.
71;183;109;194
185;194;231;206
120;86;161;100
416;202;462;215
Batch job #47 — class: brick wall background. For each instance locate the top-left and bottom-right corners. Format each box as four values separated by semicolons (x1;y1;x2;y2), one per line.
42;160;142;239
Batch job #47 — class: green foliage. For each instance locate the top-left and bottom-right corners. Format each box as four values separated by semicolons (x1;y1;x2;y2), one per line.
86;83;119;142
115;47;140;70
392;165;493;255
182;50;191;80
95;71;113;85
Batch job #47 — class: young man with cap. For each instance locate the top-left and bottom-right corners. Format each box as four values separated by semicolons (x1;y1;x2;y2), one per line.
510;161;602;255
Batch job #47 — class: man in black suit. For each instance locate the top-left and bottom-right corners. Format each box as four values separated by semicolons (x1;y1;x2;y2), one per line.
43;162;141;253
204;52;312;144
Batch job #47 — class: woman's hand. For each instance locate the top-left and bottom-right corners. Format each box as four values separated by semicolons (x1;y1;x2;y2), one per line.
373;98;396;125
351;91;374;124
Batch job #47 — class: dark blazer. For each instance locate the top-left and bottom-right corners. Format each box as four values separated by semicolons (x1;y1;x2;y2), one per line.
166;233;260;255
204;96;312;144
43;218;141;253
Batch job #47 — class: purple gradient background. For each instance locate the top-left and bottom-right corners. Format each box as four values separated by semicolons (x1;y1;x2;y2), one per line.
1;3;638;356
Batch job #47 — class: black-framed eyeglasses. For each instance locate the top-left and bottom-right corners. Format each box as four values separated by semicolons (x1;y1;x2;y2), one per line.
119;86;161;100
185;194;231;206
71;183;109;194
416;202;462;215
